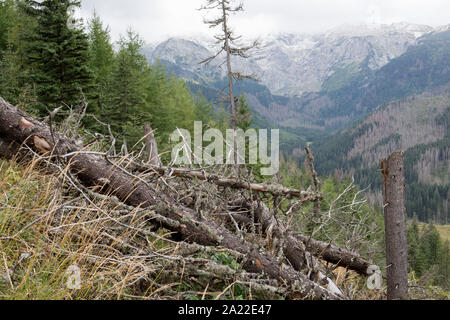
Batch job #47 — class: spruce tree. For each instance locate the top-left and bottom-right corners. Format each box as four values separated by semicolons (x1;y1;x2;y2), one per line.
0;0;37;107
236;94;253;131
107;29;149;141
407;219;421;274
193;90;214;125
87;12;114;116
440;240;449;287
24;0;93;115
0;0;15;54
0;0;18;101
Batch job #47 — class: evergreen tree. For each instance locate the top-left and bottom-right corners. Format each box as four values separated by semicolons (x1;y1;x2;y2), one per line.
24;0;93;115
440;240;449;288
0;0;16;55
235;94;253;131
144;63;198;147
407;219;422;274
0;0;37;107
408;222;449;286
0;38;21;103
424;224;442;270
193;90;214;125
107;29;149;142
87;11;114;116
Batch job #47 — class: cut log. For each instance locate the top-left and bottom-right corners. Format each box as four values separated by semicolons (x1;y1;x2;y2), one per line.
0;97;343;300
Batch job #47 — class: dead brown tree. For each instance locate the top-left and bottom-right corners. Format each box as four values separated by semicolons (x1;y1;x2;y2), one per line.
380;152;409;300
199;0;259;165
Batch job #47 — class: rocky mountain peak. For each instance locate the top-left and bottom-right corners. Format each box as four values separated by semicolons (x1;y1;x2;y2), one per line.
144;22;442;96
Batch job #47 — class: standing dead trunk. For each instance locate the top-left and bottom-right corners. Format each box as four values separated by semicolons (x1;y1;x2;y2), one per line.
380;151;408;300
221;0;238;166
144;123;160;166
200;1;259;168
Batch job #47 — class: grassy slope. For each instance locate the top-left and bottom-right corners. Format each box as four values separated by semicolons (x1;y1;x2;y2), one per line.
0;159;182;299
435;225;450;243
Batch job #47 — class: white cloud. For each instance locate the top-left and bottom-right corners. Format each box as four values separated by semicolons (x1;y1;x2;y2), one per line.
79;0;450;43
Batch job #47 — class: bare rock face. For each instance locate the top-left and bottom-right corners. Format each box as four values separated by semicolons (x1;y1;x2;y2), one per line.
144;22;435;96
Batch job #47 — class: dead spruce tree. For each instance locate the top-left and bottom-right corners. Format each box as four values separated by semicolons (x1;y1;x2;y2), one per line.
0;97;371;300
199;0;259;165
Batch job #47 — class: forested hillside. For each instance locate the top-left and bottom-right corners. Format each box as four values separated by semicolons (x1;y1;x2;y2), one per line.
146;24;449;223
313;86;449;223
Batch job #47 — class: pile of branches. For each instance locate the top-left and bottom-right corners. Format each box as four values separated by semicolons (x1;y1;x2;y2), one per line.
0;97;378;300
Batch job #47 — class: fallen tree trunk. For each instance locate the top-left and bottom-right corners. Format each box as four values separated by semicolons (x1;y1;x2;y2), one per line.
0;97;343;300
296;235;372;276
136;164;318;200
227;199;373;276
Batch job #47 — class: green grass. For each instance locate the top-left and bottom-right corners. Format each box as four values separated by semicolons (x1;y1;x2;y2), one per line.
418;223;450;243
435;225;450;243
0;159;156;299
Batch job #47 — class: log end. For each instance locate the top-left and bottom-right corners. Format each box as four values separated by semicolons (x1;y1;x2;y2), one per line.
19;117;34;130
33;136;51;154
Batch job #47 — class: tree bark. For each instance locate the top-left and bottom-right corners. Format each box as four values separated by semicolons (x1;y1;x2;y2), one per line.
0;97;342;300
296;235;372;276
380;152;409;300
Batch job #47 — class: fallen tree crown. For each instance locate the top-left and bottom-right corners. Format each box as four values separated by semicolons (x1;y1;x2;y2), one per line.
0;97;375;300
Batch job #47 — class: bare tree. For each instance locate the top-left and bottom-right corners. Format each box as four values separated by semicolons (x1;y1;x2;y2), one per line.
199;0;259;165
380;151;409;300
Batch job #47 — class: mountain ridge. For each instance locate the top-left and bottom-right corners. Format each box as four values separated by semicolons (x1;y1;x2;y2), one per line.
142;24;450;153
144;22;442;96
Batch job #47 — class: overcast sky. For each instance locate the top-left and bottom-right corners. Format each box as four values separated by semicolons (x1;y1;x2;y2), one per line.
78;0;450;44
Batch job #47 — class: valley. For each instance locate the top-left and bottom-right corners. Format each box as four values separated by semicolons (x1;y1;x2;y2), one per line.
144;23;450;223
